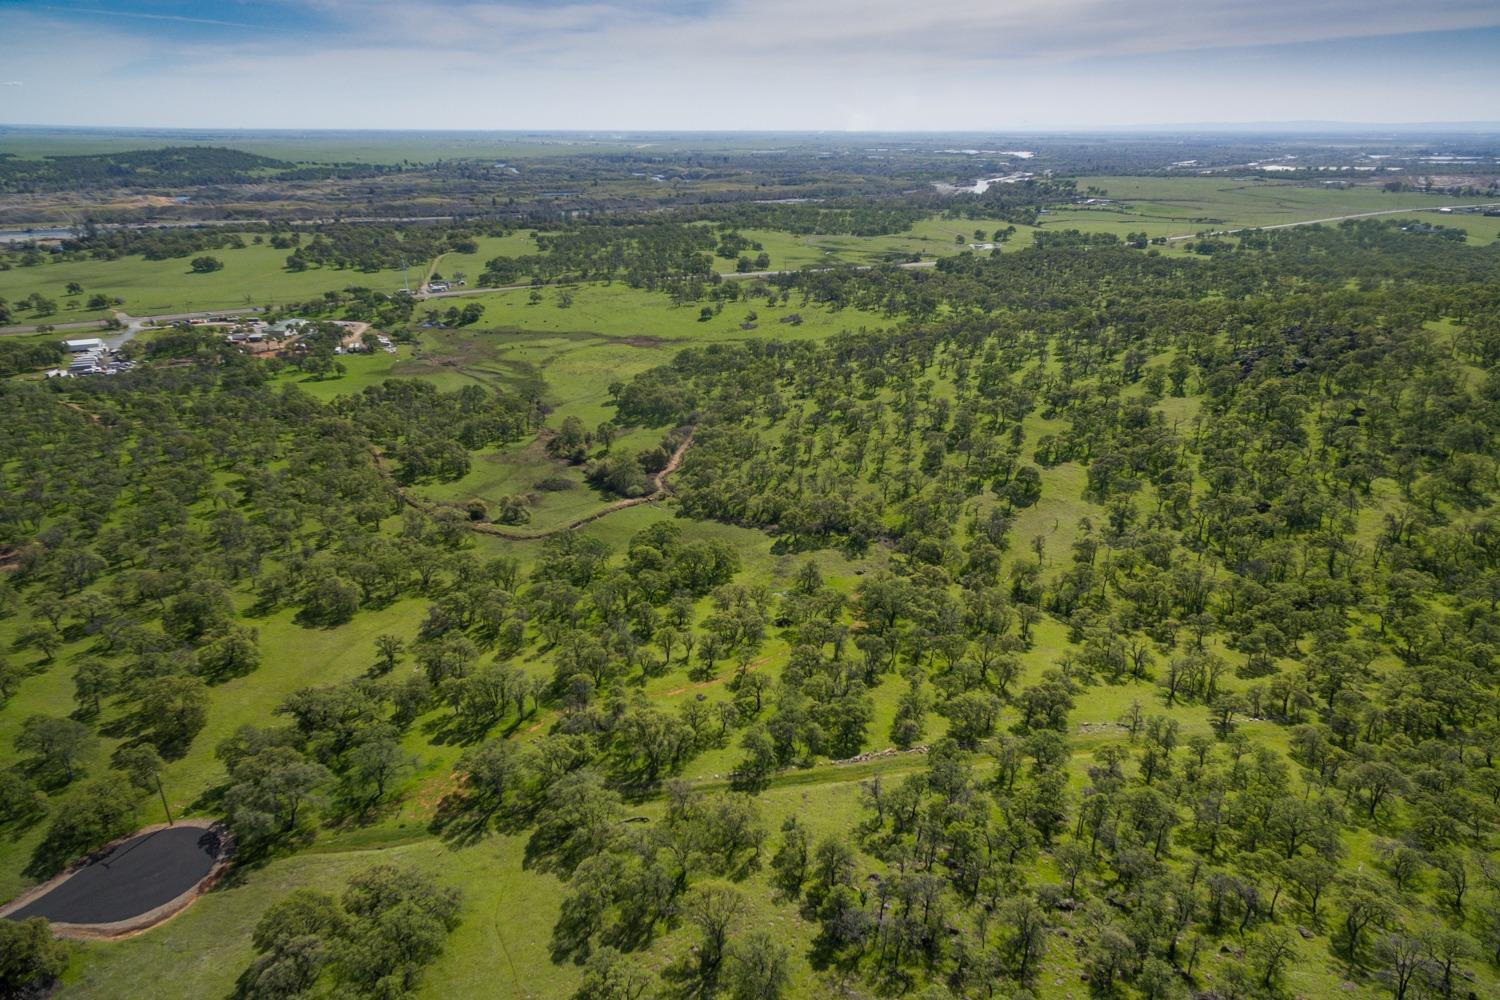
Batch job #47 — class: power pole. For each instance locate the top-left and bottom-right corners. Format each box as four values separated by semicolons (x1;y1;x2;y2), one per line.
155;774;174;826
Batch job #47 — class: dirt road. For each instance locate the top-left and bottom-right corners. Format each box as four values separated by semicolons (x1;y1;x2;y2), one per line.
2;306;263;338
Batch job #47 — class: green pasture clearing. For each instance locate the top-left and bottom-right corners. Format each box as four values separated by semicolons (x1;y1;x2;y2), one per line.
1441;211;1500;245
420;438;615;530
1084;175;1484;228
706;228;830;272
755;182;1498;264
1043;204;1500;251
412;328;673;421
786;214;1040;265
269;343;416;401
0;241;415;325
439;282;887;345
425;233;542;286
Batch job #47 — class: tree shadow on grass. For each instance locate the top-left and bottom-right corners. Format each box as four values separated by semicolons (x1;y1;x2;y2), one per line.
655;951;715;1000
418;710;498;749
322;786;415;831
427;791;530;849
208;823;318;887
26;835;93;880
186;781;229;817
805;937;866;978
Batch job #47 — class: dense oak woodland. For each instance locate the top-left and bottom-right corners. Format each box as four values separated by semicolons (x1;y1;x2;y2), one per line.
0;147;307;193
2;217;1500;999
599;220;1500;995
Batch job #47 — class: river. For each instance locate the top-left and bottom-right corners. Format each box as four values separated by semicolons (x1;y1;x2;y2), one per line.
0;227;75;244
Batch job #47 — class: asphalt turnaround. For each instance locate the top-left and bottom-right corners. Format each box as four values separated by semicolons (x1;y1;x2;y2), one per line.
6;825;224;925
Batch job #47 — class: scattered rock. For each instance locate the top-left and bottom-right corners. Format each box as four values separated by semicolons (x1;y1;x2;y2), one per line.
831;745;929;765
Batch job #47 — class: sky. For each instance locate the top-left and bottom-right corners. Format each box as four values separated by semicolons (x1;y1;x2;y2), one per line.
1;0;1499;130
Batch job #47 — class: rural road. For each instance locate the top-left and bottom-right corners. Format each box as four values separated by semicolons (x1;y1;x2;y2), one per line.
105;307;269;349
1;306;262;338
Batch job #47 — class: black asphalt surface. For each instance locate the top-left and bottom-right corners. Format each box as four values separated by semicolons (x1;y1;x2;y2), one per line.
5;826;223;925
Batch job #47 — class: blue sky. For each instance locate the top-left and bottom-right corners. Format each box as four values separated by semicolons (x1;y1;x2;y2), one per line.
1;0;1499;129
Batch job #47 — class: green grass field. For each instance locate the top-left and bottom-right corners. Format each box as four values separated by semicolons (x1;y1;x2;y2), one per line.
438;282;887;344
6;179;1488;333
0;241;414;325
425;233;540;287
1082;175;1485;226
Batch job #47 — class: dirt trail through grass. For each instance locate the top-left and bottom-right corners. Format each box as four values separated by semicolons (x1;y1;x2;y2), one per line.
373;428;694;540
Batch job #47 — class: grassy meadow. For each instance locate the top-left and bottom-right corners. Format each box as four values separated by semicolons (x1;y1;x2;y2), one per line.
4;178;1489;332
0;241;412;325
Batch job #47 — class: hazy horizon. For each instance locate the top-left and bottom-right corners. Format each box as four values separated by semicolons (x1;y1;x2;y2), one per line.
1;0;1499;131
6;122;1500;136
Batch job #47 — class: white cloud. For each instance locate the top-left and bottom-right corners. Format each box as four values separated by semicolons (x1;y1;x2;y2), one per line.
32;4;259;29
0;1;1498;129
301;0;1500;62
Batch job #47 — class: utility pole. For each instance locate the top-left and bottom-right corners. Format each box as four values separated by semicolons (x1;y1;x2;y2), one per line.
155;773;174;826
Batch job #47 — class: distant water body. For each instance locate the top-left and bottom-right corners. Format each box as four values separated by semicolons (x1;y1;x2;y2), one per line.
0;227;74;243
